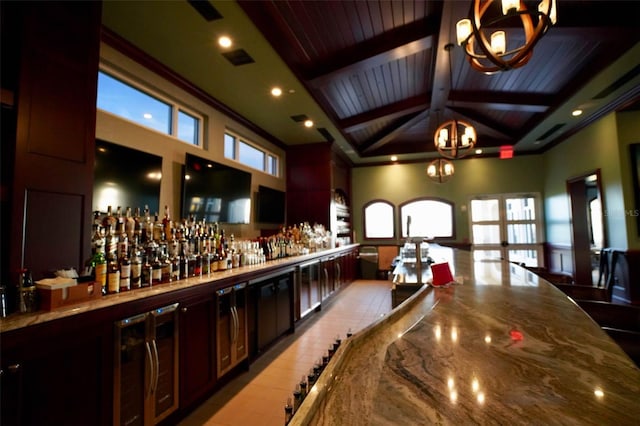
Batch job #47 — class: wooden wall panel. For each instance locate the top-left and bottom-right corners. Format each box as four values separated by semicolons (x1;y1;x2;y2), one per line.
9;2;101;283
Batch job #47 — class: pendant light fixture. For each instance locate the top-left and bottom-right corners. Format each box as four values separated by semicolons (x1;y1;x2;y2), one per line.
433;44;477;159
434;118;476;159
456;0;557;73
427;158;455;183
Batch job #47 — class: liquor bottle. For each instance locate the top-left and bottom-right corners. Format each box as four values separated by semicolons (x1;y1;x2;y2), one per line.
163;205;173;242
193;226;203;277
130;236;142;289
142;205;152;244
159;241;171;283
117;220;130;292
141;244;154;287
170;233;181;282
102;205;117;230
217;237;227;271
133;207;143;243
125;207;136;241
150;242;163;284
84;214;104;278
94;242;107;296
106;247;120;295
119;243;131;292
180;231;190;280
153;212;164;243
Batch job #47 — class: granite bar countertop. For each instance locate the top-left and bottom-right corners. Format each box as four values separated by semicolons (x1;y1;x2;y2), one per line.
293;247;640;425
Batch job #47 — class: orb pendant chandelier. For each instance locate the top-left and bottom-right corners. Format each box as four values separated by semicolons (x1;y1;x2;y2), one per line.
434;119;476;159
427;158;455;183
456;0;557;73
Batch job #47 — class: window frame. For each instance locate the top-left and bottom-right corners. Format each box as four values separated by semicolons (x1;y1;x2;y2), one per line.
398;197;456;240
363;199;396;240
97;66;204;147
224;130;280;177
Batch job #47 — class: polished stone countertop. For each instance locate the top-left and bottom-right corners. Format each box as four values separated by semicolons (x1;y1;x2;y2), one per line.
293;246;640;425
0;244;358;334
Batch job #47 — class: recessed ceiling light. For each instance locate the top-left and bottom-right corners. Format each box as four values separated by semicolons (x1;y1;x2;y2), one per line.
218;36;232;48
390;155;398;161
572;109;583;117
475;149;482;154
143;113;152;119
304;119;314;128
271;87;282;97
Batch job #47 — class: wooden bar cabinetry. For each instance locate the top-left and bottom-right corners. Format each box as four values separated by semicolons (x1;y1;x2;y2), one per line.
0;245;358;425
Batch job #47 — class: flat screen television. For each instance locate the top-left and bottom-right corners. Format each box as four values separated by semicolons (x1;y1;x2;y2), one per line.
256;185;286;224
181;153;252;224
93;139;163;214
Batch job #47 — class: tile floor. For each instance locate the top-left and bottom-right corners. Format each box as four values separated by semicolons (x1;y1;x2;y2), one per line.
179;279;395;426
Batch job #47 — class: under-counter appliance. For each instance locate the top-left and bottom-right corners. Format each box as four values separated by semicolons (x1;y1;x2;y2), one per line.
216;282;248;377
114;303;179;426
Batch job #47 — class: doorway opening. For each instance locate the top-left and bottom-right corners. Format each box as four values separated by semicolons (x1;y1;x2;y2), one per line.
567;170;606;285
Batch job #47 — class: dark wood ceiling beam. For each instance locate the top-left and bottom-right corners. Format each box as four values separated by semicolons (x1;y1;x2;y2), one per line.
449;90;552;113
340;95;430;133
306;16;438;87
361;110;429;154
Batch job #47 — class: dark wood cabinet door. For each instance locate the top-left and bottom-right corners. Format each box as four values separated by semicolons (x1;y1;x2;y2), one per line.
216;291;232;377
179;296;216;410
1;328;108;426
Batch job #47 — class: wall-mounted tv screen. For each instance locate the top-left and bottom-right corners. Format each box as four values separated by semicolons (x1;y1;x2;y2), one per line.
181;153;252;224
93;139;163;214
257;185;286;224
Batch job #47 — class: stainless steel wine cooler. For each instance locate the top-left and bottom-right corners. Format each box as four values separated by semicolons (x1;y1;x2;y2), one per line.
114;303;179;426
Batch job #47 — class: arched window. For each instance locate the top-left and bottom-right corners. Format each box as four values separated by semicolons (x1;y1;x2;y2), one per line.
363;200;395;239
399;198;454;239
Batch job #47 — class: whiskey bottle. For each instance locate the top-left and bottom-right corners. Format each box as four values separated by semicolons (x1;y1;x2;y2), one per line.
125;207;136;241
130;236;142;289
106;249;120;295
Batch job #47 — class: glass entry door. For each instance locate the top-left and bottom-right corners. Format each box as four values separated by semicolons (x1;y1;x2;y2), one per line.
470;194;543;267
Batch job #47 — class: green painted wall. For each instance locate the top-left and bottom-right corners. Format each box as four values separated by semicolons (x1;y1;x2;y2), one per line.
352;156;545;245
543;110;640;250
616;111;640;249
352;110;640;251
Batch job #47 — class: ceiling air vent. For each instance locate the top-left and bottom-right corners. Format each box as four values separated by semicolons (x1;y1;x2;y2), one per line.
536;123;566;140
222;49;255;66
593;64;640;100
187;0;223;22
317;128;334;142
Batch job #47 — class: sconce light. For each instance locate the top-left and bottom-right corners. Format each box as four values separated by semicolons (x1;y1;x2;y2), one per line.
456;0;557;73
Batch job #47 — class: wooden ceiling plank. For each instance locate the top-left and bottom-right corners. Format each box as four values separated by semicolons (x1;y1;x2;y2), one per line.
305;15;438;79
340;94;430;132
361;110;429;154
308;34;434;89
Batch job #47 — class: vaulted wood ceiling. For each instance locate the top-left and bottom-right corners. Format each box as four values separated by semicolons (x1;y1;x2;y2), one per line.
102;1;640;165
